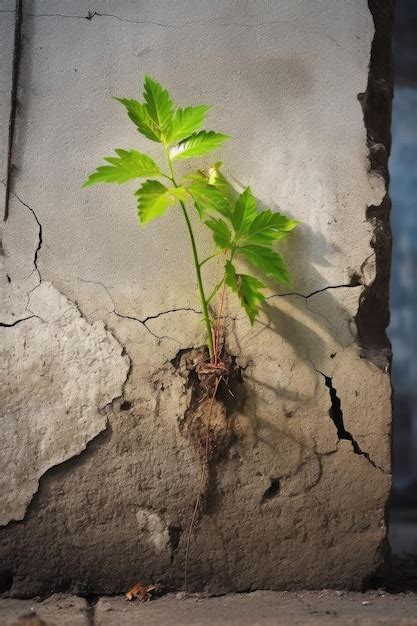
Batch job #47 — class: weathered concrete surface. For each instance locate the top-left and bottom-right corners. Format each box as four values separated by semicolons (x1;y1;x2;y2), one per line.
0;594;89;626
0;282;130;525
0;0;393;595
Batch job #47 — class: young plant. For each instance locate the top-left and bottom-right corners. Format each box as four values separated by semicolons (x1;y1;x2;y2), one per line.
84;76;298;359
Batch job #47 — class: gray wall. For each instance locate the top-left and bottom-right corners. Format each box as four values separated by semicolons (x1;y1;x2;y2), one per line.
0;0;393;594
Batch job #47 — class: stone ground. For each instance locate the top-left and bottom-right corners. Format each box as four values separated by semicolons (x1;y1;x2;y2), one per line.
1;512;417;625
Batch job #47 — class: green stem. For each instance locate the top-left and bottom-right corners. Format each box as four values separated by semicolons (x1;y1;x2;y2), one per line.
164;146;214;358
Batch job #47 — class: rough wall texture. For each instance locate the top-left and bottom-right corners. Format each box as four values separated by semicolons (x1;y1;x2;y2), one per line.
0;0;393;595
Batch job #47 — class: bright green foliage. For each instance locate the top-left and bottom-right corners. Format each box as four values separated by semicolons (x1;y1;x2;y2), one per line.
225;260;265;325
136;181;187;225
84;75;298;355
83;149;161;186
188;182;231;219
170;131;229;160
115;98;161;142
170;106;211;143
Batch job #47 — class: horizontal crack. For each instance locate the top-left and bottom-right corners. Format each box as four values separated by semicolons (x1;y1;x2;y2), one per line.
0;315;38;328
268;283;362;302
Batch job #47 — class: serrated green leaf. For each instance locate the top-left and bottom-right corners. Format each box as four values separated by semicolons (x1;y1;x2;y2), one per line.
225;260;265;325
188;182;232;220
246;210;298;246
143;75;174;142
170;131;229;160
135;180;187;225
83;149;161;187
232;187;259;236
170;105;210;143
207;162;236;206
115;97;161;142
205;218;232;249
239;244;290;285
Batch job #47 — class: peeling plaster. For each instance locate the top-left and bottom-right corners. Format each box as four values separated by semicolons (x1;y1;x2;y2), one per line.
0;282;129;525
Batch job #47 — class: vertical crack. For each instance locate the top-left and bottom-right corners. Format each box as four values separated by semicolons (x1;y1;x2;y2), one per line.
4;0;23;222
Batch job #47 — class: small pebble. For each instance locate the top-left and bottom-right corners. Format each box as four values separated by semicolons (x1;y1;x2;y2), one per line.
362;600;371;606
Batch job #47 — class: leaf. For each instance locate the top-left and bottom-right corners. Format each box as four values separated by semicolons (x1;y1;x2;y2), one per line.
143;75;174;141
135;180;187;225
170;131;229;160
83;149;161;187
115;98;161;143
170;105;210;143
205;218;232;249
225;260;265;325
246;210;299;246
231;187;259;236
239;244;290;285
188;182;232;220
207;162;236;206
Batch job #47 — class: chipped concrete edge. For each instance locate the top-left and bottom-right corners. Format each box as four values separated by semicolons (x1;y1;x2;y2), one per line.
356;0;394;372
356;0;394;581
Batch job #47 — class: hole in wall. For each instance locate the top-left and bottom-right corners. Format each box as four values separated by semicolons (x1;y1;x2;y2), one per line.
0;568;13;592
261;478;281;503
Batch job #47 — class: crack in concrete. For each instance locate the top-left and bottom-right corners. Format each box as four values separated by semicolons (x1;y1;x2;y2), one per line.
11;192;43;283
24;10;178;27
267;283;362;302
3;0;22;222
0;315;38;328
310;360;386;473
24;11;298;30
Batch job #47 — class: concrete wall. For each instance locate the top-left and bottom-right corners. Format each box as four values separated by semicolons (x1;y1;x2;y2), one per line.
0;0;393;594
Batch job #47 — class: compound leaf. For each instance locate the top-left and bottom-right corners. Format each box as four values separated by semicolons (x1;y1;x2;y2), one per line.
205;218;232;249
143;75;174;142
225;260;265;325
232;187;259;236
170;105;210;143
239;244;290;285
115;97;161;143
170;131;229;160
188;182;232;220
83;149;161;187
246;210;298;246
136;180;187;225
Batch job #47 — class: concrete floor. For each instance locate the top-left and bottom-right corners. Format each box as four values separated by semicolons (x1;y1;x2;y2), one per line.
1;513;417;625
2;590;417;626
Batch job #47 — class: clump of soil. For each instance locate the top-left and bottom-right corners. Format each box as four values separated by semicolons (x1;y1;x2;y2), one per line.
172;347;245;513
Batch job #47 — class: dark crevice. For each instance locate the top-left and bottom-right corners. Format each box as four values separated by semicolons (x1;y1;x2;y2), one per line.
3;0;22;222
355;0;394;370
317;369;384;472
0;568;14;593
168;524;182;565
261;478;280;504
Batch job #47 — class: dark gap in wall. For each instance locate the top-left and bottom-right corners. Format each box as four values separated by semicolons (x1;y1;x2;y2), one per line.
0;568;13;593
261;478;280;503
168;524;182;565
